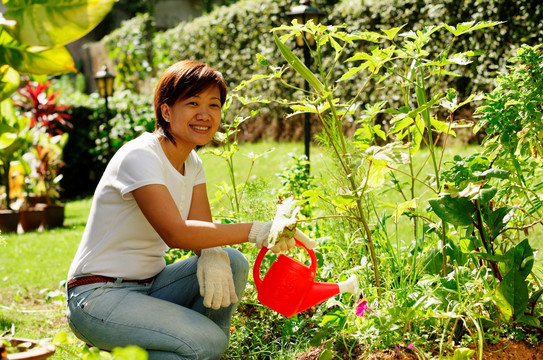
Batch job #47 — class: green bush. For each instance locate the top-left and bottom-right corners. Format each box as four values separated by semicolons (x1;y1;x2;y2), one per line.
102;0;542;136
331;0;543;99
60;89;155;198
62;0;542;196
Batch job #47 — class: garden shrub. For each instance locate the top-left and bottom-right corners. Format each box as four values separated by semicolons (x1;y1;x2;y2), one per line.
61;0;543;194
331;0;543;99
100;0;542;141
60;89;155;198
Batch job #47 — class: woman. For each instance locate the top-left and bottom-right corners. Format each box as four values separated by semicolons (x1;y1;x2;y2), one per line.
66;60;303;359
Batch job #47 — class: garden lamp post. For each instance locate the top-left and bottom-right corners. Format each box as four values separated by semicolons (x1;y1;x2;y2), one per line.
94;65;115;160
287;0;323;172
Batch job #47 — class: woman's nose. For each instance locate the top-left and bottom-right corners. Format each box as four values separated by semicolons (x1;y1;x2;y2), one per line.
196;108;211;120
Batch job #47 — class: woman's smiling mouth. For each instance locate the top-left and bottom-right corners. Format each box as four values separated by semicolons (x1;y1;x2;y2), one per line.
191;125;210;132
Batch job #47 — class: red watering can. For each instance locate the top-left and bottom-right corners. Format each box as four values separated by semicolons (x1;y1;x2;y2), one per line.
253;236;357;318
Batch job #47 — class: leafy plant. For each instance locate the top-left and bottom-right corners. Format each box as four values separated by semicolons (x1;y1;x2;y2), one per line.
206;93;274;218
14;79;72;136
263;20;501;298
0;0;116;98
0;100;31;209
276;152;315;217
20;132;69;204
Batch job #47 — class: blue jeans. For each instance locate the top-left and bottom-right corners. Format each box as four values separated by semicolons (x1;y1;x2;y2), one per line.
66;248;248;360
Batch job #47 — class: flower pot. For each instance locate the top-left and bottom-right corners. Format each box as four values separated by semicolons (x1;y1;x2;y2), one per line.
18;207;44;233
27;195;47;207
0;209;20;233
41;203;65;229
3;337;55;360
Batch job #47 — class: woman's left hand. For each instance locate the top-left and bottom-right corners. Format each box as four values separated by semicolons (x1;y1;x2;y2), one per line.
196;247;238;309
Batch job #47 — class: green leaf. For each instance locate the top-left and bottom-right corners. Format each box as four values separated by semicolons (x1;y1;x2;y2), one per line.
111;345;148;360
443;21;502;37
362;159;389;189
273;31;324;93
0;64;19;101
0;29;76;75
477;185;497;203
428;195;475;226
3;0;116;47
484;206;517;239
318;349;334;360
431;116;456;136
497;269;529;321
505;239;533;279
452;348;475;360
256;52;268;66
338;65;367;81
381;25;406;40
478;168;509;179
234;74;276;91
518;315;541;328
388;116;414;135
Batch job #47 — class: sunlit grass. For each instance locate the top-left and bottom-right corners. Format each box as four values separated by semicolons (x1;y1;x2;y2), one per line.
0;141;541;359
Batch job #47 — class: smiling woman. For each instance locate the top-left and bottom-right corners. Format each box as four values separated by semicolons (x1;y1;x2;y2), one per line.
64;60;304;360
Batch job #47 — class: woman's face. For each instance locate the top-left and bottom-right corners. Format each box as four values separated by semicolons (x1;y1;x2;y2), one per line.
161;85;222;150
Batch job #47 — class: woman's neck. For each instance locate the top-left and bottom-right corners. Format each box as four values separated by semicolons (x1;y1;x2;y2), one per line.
159;137;191;175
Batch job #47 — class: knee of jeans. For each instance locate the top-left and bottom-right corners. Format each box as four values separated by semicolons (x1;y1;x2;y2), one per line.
224;248;249;277
176;329;228;359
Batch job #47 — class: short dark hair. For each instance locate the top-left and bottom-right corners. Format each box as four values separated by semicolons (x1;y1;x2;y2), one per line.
154;60;227;145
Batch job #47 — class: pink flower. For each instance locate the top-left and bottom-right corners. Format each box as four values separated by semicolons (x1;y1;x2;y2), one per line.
408;343;414;350
355;298;369;316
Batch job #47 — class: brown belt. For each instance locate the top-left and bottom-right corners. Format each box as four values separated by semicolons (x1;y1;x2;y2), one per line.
67;275;154;291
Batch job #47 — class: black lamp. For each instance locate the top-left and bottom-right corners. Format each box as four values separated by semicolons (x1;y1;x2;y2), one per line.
94;65;115;160
94;65;115;98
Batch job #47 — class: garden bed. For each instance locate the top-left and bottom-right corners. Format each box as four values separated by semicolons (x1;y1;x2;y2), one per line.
295;339;543;360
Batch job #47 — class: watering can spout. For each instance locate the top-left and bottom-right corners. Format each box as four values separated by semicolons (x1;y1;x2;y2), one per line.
338;274;358;294
298;275;358;313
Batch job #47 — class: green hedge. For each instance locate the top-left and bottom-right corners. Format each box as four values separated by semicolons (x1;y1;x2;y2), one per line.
60;0;542;197
102;0;542;132
331;0;543;98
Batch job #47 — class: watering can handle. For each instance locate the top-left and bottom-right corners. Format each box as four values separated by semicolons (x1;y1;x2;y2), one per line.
253;238;317;289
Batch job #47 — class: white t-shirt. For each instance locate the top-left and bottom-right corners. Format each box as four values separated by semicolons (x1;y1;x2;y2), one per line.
68;132;206;280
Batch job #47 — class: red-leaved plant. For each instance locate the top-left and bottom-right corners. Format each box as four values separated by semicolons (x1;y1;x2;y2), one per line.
14;79;72;136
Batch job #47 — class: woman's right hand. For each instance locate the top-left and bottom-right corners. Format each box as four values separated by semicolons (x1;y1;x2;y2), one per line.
248;222;316;253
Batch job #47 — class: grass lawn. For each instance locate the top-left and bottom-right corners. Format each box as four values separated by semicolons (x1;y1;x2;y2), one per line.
0;141;541;359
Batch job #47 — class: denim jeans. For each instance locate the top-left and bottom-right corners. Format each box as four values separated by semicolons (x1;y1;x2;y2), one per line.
66;248;249;360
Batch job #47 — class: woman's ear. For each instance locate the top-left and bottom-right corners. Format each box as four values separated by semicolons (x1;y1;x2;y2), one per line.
161;103;170;122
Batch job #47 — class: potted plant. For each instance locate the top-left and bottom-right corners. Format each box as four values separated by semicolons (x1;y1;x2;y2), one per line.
12;80;71;229
35;133;68;229
0;99;31;233
15;153;45;233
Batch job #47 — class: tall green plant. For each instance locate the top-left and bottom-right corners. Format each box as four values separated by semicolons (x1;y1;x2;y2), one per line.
261;20;500;298
206;94;273;218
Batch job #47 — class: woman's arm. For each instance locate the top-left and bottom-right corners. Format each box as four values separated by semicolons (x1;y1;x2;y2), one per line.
187;183;213;222
132;183;251;250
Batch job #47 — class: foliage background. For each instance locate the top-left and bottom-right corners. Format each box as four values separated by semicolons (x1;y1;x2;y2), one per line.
59;0;543;198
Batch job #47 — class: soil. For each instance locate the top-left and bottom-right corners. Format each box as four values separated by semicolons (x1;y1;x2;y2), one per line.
295;339;543;360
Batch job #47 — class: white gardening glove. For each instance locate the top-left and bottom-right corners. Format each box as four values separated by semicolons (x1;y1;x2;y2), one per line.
248;221;273;249
248;197;317;253
248;219;296;253
268;196;301;253
196;247;238;310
